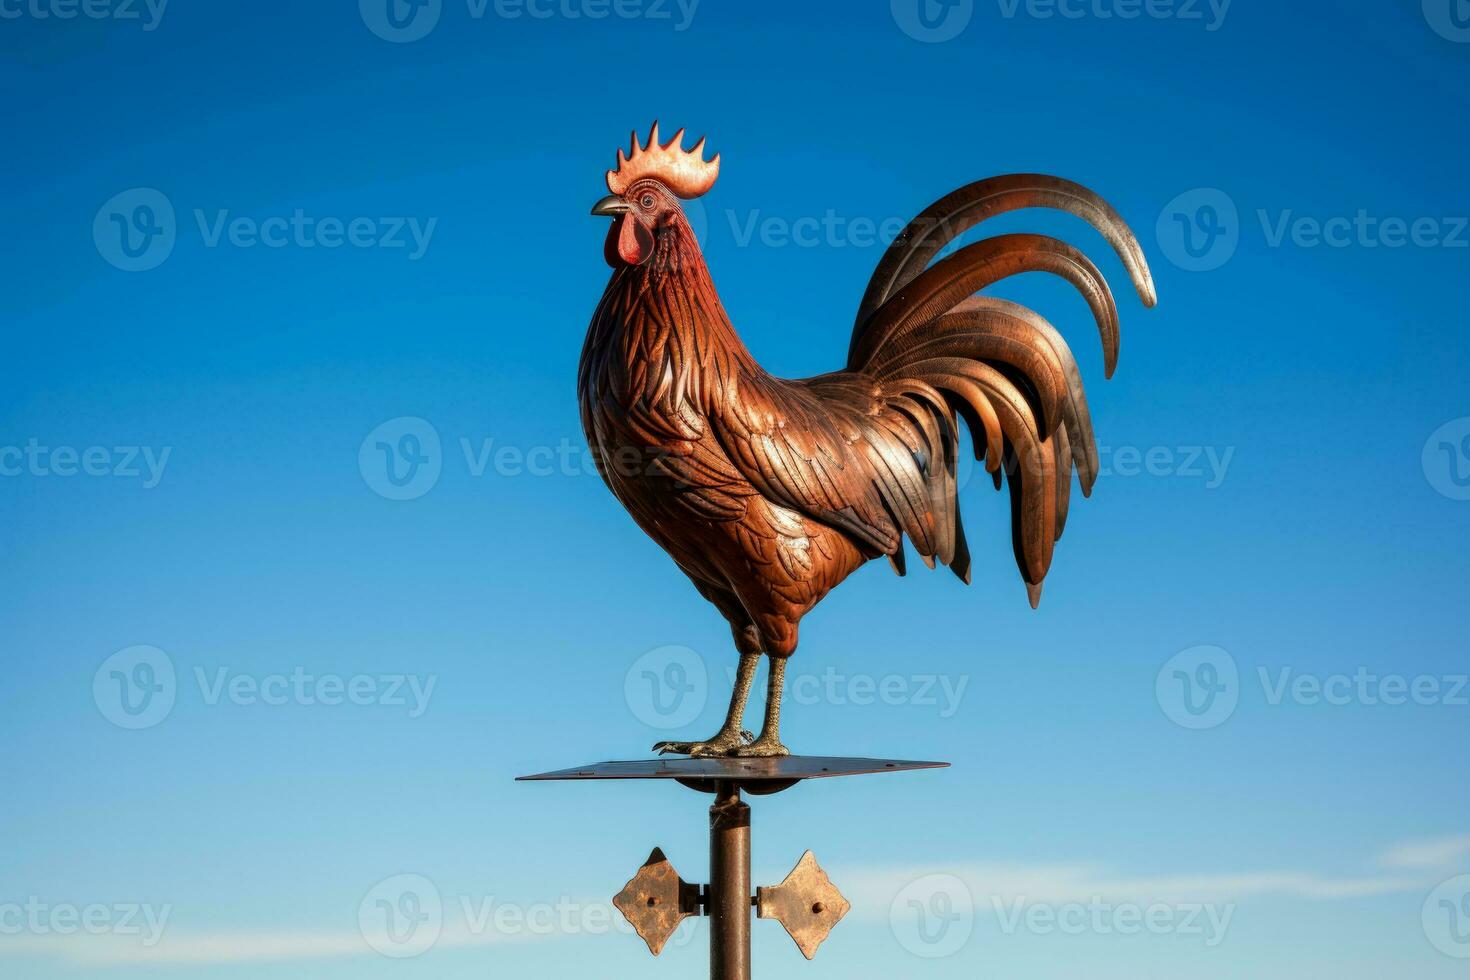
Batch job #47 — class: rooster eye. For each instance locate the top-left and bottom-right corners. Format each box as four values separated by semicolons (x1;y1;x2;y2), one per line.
640;194;655;209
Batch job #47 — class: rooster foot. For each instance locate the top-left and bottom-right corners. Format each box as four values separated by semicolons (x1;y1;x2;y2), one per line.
725;737;789;758
653;730;754;757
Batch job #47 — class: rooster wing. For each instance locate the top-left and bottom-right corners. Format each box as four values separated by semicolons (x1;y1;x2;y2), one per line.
713;366;953;574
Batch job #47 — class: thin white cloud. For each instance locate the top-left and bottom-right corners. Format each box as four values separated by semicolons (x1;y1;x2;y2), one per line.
841;862;1425;916
1378;834;1470;871
2;931;380;966
0;902;610;967
843;831;1470;917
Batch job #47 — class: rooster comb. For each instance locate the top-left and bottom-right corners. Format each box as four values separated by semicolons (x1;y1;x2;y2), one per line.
606;121;720;199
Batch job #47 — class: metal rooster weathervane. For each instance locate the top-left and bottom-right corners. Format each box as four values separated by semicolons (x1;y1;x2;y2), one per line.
521;122;1157;979
580;121;1155;757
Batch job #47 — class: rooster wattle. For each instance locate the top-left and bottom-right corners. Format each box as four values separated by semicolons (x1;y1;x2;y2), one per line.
580;123;1156;757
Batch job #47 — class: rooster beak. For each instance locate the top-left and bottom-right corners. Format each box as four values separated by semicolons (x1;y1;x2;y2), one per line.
591;195;629;217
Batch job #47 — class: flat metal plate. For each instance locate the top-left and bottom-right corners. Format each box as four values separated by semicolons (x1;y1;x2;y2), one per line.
517;756;949;783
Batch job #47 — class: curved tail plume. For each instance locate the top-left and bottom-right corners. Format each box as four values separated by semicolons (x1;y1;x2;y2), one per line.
847;175;1154;605
854;173;1157;334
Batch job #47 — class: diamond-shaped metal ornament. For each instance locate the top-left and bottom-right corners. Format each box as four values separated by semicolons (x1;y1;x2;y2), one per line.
756;850;849;959
612;847;701;955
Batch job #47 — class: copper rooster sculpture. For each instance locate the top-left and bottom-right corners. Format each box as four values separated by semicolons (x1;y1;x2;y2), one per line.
581;123;1156;757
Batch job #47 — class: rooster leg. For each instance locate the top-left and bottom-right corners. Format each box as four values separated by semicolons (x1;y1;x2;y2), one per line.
653;650;759;757
736;655;790;758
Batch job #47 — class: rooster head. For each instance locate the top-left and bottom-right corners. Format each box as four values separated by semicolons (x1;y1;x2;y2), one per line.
591;121;719;268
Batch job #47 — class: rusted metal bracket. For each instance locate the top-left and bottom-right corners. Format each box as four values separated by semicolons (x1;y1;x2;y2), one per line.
612;844;848;964
612;847;702;955
756;851;850;960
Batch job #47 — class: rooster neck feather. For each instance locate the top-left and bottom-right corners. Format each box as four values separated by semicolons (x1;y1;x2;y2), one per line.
584;215;758;415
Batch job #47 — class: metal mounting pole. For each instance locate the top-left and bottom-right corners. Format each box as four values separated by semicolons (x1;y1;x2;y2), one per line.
708;781;751;980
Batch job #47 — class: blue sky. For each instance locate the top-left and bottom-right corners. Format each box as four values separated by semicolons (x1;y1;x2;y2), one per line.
3;1;1469;977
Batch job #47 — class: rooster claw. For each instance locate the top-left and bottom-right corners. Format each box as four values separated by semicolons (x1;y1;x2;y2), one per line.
652;730;754;757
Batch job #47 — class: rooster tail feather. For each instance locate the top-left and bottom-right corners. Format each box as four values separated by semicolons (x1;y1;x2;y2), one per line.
853;173;1157;335
849;184;1153;603
849;233;1122;377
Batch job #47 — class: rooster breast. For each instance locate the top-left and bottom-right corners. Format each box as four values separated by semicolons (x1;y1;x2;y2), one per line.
578;301;867;657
